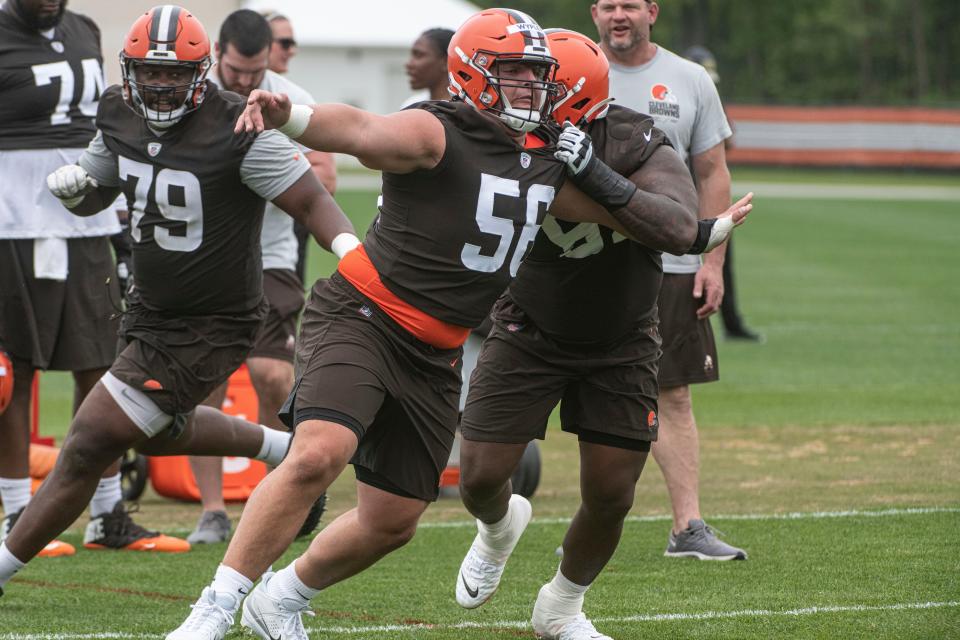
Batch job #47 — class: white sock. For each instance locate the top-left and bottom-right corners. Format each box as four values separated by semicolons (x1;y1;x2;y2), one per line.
538;566;590;624
0;477;32;515
0;542;26;589
210;563;254;612
89;474;122;518
254;426;291;466
265;560;320;607
477;497;523;563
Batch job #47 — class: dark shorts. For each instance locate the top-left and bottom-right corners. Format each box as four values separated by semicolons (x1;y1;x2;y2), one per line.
0;237;119;371
280;272;462;502
249;269;305;363
460;297;661;451
109;295;266;418
657;273;719;388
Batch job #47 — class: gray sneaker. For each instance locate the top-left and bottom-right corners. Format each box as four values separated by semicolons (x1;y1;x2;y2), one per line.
665;519;747;560
187;510;231;545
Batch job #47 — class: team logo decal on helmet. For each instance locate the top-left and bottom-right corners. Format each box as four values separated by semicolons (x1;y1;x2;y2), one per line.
546;29;612;127
448;8;559;133
120;5;212;128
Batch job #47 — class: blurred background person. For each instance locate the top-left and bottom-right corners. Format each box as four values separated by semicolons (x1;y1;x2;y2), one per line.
186;9;333;544
260;9;336;287
262;10;297;75
683;44;762;343
401;27;454;107
592;0;747;561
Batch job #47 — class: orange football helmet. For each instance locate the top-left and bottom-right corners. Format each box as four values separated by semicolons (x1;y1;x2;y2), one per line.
120;5;211;128
448;8;558;133
546;29;612;127
0;349;13;416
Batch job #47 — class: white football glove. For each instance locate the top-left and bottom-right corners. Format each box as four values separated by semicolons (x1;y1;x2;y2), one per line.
554;123;594;176
47;164;98;208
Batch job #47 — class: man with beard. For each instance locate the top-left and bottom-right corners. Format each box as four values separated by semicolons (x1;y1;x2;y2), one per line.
591;0;748;560
0;0;187;558
0;3;357;598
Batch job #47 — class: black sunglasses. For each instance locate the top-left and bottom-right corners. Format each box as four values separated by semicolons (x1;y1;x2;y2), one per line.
274;38;297;51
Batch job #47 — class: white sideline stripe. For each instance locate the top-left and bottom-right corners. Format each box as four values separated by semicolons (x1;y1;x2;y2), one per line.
163;506;960;535
1;601;955;638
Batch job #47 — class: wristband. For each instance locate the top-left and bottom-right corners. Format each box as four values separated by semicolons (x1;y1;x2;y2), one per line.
277;104;312;139
572;155;638;210
331;232;361;258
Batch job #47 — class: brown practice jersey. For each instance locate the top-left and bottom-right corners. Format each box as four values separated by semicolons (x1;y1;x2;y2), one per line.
362;100;567;329
0;8;103;150
506;105;671;348
96;83;265;315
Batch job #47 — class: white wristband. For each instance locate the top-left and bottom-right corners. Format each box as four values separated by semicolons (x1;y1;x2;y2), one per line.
277;104;312;139
330;232;361;259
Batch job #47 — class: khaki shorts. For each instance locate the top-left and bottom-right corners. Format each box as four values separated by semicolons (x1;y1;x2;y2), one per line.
0;237;119;370
657;273;719;388
461;296;661;450
280;273;462;502
249;269;304;363
109;295;266;418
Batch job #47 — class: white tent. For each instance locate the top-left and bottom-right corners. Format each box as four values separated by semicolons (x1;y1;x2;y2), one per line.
241;0;480;114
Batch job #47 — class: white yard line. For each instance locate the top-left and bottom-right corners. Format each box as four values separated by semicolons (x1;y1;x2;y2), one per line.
1;600;956;638
160;506;960;535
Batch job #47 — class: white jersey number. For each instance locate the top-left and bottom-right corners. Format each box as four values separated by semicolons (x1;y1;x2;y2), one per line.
541;219;627;259
31;58;104;126
119;157;204;253
461;173;555;277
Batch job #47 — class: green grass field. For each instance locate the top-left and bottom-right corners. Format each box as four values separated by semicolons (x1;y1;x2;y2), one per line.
7;171;960;639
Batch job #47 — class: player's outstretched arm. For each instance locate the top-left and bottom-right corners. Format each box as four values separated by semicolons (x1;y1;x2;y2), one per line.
271;171;358;259
46;164;120;216
235;90;445;174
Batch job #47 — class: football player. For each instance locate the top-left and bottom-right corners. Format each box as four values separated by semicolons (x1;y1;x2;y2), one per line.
169;8;749;639
0;0;187;557
452;30;753;639
0;4;357;597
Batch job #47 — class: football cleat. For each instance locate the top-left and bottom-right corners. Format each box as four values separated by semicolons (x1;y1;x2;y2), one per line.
241;574;313;640
84;502;190;552
1;508;76;558
455;494;532;609
165;587;238;640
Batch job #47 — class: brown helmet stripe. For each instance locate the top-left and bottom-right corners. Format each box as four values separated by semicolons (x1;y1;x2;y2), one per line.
149;4;181;52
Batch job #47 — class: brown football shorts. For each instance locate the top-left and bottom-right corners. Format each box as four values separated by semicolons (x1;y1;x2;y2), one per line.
280;273;463;502
657;272;720;388
0;237;119;371
460;296;661;451
109;295;266;419
248;268;305;363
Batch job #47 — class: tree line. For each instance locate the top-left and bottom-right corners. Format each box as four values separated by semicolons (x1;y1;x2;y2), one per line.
508;0;960;107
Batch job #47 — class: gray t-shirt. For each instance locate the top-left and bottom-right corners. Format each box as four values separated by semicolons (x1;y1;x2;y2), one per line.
209;70;317;271
609;46;731;274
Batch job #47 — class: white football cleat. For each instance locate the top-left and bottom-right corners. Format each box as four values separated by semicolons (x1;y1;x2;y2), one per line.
165;587;238;640
455;494;532;609
241;575;313;640
534;612;613;640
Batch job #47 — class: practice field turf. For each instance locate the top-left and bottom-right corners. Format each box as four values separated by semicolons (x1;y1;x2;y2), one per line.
9;173;960;638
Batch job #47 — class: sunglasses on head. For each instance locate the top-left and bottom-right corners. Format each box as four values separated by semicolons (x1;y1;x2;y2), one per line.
275;38;297;51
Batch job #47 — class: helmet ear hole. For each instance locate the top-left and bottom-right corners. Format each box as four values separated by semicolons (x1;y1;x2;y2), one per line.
458;70;472;83
571;97;591;111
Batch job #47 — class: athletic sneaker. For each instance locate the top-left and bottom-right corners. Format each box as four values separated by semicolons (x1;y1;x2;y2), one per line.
186;511;231;545
84;502;190;552
664;519;747;560
241;575;313;640
165;587;238;640
456;494;532;609
1;508;76;558
534;612;613;640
